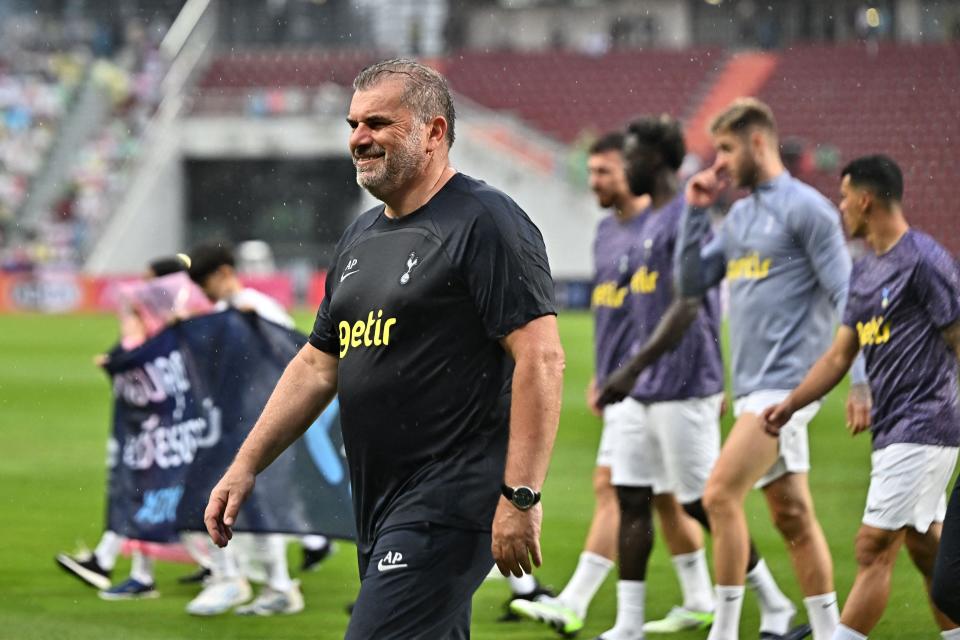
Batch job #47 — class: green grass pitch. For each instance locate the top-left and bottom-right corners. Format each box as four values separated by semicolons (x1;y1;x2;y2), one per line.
0;311;954;639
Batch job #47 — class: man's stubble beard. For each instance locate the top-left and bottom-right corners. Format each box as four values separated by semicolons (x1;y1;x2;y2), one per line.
356;129;425;201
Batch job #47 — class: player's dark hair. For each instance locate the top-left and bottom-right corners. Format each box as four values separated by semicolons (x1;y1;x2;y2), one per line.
841;154;903;203
353;58;456;148
588;131;625;155
625;114;686;171
710;97;778;137
187;242;235;285
148;255;189;277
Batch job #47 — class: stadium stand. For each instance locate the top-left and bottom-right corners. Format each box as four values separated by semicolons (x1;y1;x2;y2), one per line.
442;49;721;143
758;43;960;254
188;42;960;258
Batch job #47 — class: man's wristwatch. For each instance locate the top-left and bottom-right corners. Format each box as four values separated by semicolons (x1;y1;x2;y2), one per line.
501;484;541;511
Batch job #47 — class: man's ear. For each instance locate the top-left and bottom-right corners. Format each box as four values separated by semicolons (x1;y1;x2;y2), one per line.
425;116;447;152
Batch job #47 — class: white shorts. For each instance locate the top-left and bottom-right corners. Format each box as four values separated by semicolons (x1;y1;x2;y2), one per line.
734;389;820;489
596;404;620;468
611;394;723;504
863;443;959;533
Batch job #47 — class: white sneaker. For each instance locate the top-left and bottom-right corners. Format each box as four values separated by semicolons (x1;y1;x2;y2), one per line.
235;581;304;616
642;606;714;632
186;578;252;616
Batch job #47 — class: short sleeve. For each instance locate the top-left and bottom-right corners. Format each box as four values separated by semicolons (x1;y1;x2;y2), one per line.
308;267;339;354
457;199;556;340
914;244;960;330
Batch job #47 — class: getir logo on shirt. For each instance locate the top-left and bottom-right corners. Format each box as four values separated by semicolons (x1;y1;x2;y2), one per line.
630;267;659;294
856;315;891;347
338;309;397;358
592;281;628;309
727;252;771;281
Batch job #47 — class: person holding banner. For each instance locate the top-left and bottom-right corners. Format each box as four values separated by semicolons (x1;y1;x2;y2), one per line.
56;254;212;599
203;58;564;639
185;242;315;617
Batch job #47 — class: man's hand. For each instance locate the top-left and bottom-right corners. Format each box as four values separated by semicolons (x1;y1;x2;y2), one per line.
586;377;601;417
204;464;256;547
761;402;794;438
685;167;727;208
846;383;872;436
491;498;542;578
596;366;637;408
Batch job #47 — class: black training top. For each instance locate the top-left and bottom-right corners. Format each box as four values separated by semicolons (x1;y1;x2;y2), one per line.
309;172;556;545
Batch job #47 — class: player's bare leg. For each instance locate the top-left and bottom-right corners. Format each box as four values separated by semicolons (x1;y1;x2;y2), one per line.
763;472;834;596
703;413;779;586
702;413;780;639
764;471;838;638
654;493;702;555
837;525;903;634
585;465;619;560
904;524;959;631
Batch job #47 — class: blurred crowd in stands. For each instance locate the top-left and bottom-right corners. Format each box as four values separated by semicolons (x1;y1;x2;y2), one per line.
0;12;166;272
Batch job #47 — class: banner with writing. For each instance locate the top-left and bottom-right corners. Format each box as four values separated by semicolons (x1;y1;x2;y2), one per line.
104;309;355;542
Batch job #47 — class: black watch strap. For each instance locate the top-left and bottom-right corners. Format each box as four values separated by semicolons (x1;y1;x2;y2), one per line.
501;484;541;510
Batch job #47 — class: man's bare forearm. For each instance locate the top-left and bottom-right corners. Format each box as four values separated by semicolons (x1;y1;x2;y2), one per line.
232;345;338;475
501;318;565;490
785;328;859;413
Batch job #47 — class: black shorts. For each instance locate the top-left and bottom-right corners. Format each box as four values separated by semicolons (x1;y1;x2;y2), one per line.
345;522;493;640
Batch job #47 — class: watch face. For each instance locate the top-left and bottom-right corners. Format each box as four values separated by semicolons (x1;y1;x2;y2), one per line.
513;487;536;509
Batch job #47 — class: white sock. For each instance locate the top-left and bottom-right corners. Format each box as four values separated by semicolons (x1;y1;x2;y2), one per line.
558;551;615;618
94;531;123;571
129;551;155;585
253;534;293;592
600;580;645;639
179;531;212;569
831;623;867;640
707;585;745;640
805;592;840;640
509;572;537;595
942;629;960;639
747;559;795;634
301;535;328;550
672;549;714;613
208;541;240;580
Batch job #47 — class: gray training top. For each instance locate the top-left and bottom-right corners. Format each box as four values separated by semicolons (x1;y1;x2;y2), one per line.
676;171;851;398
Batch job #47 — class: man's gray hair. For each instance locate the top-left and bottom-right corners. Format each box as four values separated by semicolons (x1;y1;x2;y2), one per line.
353;58;456;147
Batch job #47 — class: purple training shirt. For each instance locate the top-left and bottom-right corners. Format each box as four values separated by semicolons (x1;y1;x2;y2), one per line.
842;229;960;450
628;193;724;402
592;213;647;385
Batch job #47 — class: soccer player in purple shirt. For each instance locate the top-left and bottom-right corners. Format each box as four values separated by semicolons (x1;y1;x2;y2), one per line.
595;115;802;640
512;132;715;637
763;155;960;640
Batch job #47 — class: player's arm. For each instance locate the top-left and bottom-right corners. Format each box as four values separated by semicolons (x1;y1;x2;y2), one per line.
204;344;338;547
762;326;860;436
493;314;564;577
596;171;726;407
793;197;852;317
846;352;872;434
596;295;701;407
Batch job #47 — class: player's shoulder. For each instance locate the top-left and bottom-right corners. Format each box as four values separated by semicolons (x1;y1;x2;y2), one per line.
905;229;957;276
784;174;839;221
337;205;384;251
438;172;541;239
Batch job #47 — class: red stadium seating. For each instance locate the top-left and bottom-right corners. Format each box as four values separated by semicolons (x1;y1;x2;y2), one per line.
193;44;960;253
443;49;722;143
758;43;960;253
